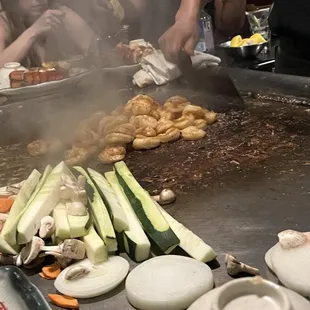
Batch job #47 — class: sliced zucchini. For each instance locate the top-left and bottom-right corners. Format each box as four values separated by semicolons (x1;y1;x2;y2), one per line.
114;161;179;254
105;171;150;262
67;211;91;238
74;167;117;252
82;225;108;264
0;236;19;255
88;168;128;232
156;203;216;263
2;169;42;245
25;166;53;210
52;202;71;241
17;162;68;244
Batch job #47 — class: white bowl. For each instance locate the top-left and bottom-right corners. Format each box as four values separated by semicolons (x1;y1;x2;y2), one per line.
0;62;26;90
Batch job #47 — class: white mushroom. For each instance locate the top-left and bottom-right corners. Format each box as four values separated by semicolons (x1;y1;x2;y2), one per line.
64;265;91;280
66;200;87;216
40;239;86;260
152;189;176;205
56;256;73;269
278;230;307;249
15;253;23;267
60;175;87;205
39;216;55;239
0;253;22;266
20;236;45;265
225;254;260;277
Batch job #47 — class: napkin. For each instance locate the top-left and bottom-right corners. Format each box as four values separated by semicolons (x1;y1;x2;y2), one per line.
133;51;221;88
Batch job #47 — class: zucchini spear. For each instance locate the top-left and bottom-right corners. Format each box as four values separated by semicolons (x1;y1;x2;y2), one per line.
114;161;179;254
74;167;117;252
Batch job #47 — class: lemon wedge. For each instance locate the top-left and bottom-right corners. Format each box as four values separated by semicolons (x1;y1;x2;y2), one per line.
240;38;255;47
250;33;266;44
230;35;242;47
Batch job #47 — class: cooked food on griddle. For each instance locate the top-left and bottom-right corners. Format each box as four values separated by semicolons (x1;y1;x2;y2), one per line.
64;145;98;166
181;126;207;141
9;61;72;89
98;145;126;164
115;40;154;65
27;95;217;165
27;139;64;157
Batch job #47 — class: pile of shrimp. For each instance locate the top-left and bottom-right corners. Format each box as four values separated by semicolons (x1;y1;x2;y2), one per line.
28;95;218;165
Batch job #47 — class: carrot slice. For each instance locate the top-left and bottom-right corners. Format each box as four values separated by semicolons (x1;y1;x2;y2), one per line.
48;294;79;309
0;198;14;213
39;272;54;280
42;262;61;279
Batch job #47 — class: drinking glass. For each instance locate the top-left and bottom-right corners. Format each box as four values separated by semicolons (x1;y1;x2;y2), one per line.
246;7;271;41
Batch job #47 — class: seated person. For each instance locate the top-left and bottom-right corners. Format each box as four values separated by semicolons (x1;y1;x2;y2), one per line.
0;0;99;67
61;0;146;45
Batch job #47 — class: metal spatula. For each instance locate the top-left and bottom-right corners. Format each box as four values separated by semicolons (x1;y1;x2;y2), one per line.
178;53;244;108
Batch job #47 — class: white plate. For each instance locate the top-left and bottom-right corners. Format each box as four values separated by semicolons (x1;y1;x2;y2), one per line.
0;68;90;99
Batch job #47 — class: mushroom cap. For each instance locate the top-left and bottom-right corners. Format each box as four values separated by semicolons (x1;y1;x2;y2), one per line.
158;189;176;205
21;236;45;265
39;216;56;239
62;239;86;260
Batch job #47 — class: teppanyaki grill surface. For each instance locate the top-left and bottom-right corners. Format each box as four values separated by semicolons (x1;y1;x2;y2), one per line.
22;96;310;310
1;97;310;192
123;100;310;195
2;90;310;309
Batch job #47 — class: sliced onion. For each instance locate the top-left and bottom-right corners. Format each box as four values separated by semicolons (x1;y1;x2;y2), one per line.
264;245;275;271
126;255;214;310
265;230;310;297
54;256;129;298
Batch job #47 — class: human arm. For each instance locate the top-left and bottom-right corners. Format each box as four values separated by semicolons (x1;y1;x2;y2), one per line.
214;0;246;37
57;5;99;55
0;10;63;67
159;0;206;64
0;21;37;68
0;10;64;67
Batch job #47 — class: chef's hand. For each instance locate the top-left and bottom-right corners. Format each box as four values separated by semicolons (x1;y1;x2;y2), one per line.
159;17;199;64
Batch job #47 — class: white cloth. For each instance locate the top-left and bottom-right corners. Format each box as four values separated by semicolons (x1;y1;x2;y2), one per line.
133;50;221;88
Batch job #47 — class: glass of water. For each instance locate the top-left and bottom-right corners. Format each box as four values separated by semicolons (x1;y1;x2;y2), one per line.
246;7;271;41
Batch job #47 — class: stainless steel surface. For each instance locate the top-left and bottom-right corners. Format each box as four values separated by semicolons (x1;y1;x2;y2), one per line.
219;41;268;60
27;152;310;310
0;68;90;99
178;53;244;108
1;67;310;309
